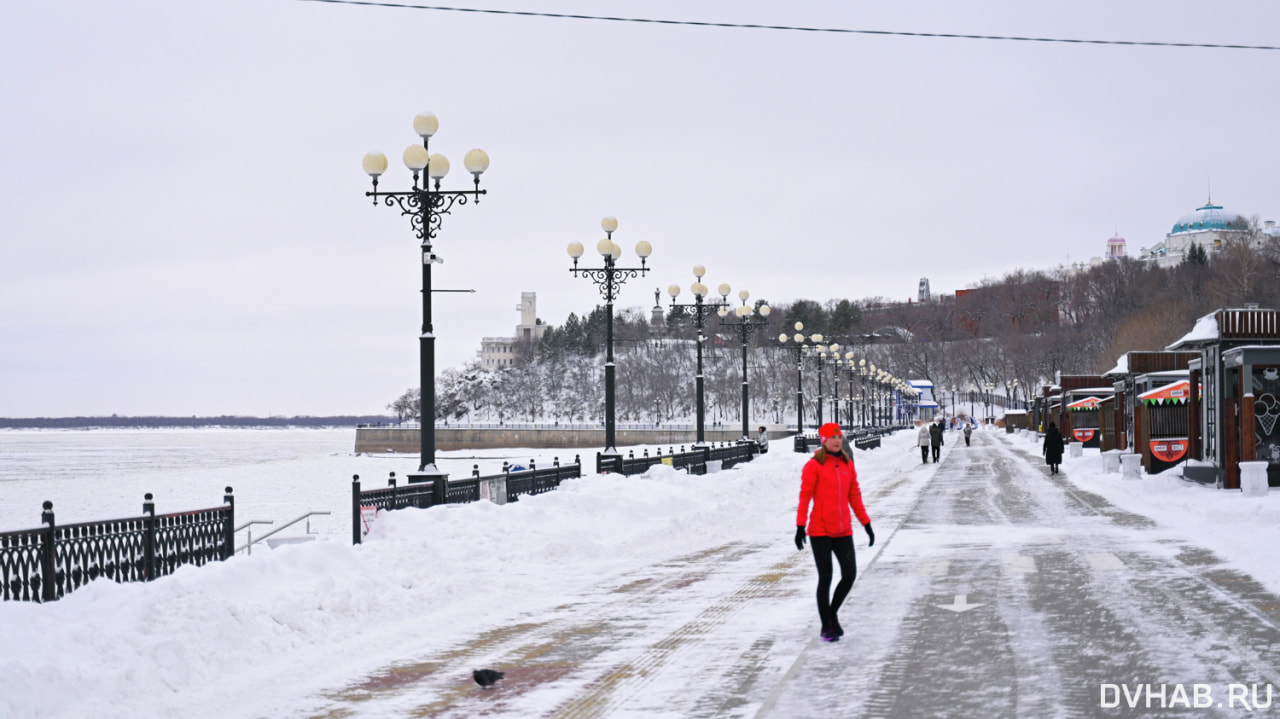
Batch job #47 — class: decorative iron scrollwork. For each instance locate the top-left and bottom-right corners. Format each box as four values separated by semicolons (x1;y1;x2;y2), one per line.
373;189;482;242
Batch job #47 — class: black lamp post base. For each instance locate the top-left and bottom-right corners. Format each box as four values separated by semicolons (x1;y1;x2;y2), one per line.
407;464;449;483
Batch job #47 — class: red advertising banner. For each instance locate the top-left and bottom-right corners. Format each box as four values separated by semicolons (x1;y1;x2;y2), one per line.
1150;439;1188;463
1073;429;1096;443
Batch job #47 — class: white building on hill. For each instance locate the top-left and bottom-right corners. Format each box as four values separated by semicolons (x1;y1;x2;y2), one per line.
1136;198;1273;267
478;292;547;369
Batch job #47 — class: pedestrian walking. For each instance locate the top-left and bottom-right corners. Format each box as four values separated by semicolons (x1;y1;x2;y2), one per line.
917;422;931;464
795;423;874;642
1043;421;1065;474
963;422;973;447
929;418;945;463
757;426;769;454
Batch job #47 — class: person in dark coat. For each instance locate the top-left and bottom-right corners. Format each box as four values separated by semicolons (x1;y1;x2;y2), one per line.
929;419;944;463
1043;422;1065;474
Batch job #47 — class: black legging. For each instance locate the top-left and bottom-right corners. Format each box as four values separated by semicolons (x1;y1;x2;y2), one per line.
810;535;856;627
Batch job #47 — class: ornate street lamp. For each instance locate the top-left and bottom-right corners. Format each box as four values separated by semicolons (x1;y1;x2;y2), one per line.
361;112;489;483
984;382;995;424
668;265;724;446
717;287;771;442
832;356;843;430
568;217;652;460
778;324;824;431
843;352;858;426
808;342;840;427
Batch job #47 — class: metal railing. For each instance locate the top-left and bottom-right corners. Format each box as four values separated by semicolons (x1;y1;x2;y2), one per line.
351;457;583;544
793;426;899;453
1;489;235;603
595;440;759;476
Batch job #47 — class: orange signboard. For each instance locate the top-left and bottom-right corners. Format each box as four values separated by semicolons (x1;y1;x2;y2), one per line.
1139;379;1198;405
1073;429;1096;443
1068;397;1104;410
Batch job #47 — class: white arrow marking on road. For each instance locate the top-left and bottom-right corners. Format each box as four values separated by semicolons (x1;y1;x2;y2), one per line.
936;594;985;613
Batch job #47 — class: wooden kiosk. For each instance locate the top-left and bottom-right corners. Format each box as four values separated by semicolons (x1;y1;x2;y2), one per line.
1167;307;1280;488
1136;379;1194;473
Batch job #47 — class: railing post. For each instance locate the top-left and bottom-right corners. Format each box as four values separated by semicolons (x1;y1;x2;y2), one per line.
432;475;448;507
388;472;399;509
222;487;235;561
41;501;55;602
143;493;157;580
351;475;362;546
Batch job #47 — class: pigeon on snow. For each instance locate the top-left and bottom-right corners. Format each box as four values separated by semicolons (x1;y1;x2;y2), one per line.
473;669;505;688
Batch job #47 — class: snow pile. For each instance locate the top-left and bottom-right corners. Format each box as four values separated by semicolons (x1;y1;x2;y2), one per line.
0;445;815;718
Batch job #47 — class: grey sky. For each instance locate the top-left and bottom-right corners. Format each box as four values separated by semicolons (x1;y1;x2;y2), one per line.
1;0;1276;417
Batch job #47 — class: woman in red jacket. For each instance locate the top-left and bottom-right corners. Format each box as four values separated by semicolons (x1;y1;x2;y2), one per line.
796;423;875;642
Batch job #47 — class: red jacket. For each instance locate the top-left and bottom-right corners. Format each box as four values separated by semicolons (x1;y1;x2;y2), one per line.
797;448;870;537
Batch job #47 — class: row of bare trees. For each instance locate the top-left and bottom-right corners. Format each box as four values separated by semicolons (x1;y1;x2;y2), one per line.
394;222;1280;426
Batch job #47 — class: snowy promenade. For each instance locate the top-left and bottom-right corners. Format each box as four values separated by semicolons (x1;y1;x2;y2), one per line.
4;429;1280;717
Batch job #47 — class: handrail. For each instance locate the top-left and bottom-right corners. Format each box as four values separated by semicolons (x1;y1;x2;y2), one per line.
234;519;274;556
236;511;331;555
235;519;274;532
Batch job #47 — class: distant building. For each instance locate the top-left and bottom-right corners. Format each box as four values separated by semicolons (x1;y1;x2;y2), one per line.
478;292;547;369
1136;198;1270;267
1106;233;1127;260
918;277;931;302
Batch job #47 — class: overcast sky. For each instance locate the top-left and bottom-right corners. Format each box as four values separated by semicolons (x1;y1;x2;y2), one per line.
1;0;1277;417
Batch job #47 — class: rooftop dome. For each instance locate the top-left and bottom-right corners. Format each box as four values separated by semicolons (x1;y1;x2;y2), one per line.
1107;234;1126;244
1170;201;1247;235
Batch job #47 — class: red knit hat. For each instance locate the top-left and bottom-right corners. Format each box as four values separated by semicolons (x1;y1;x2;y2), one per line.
819;422;843;442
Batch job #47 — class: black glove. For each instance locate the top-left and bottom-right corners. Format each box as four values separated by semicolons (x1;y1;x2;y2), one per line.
795;525;807;551
864;522;875;547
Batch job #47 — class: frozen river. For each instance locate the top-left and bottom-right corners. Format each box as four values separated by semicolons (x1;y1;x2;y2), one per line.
0;428;592;538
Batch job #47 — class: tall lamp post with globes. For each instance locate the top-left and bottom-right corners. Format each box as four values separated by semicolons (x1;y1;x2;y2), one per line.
842;352;858;426
567;217;652;462
361;112;490;483
777;325;823;432
667;265;724;446
717;287;771;442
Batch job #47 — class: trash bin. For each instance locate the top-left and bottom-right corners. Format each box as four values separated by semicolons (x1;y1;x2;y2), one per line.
1240;461;1269;497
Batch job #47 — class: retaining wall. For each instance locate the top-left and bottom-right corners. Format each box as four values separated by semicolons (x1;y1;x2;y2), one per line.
355;427;788;453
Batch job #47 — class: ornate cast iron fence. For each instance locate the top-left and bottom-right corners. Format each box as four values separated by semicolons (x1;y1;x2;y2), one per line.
794;427;895;453
351;457;583;545
1;489;235;603
595;440;760;476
